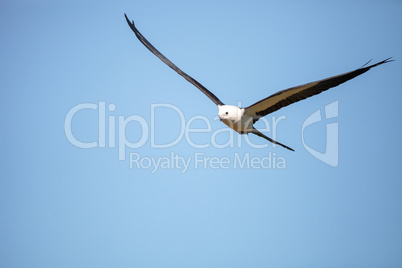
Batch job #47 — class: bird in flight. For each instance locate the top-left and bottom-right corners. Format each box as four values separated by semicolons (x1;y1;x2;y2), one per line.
124;14;392;151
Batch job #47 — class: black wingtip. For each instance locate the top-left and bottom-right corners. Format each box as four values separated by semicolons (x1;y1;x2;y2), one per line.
382;57;395;64
375;57;394;65
124;13;135;28
360;58;373;68
362;57;394;69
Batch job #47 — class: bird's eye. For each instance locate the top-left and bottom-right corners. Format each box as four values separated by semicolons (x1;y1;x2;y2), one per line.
225;112;228;115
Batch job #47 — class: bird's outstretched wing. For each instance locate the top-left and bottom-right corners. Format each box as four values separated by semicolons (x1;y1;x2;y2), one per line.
245;58;393;122
124;14;224;106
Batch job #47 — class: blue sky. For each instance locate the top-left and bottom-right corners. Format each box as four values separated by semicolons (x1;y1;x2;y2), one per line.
1;1;402;267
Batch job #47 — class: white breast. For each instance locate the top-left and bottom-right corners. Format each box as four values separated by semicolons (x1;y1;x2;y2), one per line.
218;105;253;134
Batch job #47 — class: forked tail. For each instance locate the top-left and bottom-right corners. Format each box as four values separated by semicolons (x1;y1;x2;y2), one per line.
250;128;295;151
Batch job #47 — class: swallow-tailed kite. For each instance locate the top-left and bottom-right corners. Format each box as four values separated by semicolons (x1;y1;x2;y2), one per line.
124;14;393;151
